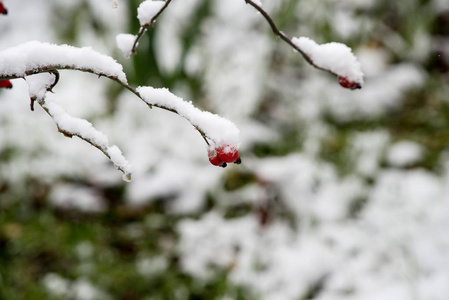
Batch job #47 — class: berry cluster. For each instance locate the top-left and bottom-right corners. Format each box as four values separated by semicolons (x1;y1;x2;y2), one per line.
208;145;241;168
0;80;12;89
0;1;7;15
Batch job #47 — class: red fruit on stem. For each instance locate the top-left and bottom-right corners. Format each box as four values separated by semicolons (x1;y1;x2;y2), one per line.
208;147;227;168
0;80;12;89
209;156;227;168
216;145;240;163
0;2;7;15
338;76;361;90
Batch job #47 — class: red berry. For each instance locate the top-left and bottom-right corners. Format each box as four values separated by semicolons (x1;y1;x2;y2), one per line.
0;2;7;15
208;147;227;168
0;80;12;89
216;145;240;163
209;156;226;167
338;76;361;90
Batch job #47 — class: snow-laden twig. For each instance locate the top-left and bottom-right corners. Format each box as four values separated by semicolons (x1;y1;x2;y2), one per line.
116;0;172;57
137;86;240;148
244;0;363;89
0;41;127;84
25;73;133;181
0;41;241;177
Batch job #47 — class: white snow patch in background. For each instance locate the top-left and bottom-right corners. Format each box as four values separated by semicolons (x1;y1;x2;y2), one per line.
49;184;105;212
42;273;71;298
350;130;390;177
387;140;424;167
71;279;110;300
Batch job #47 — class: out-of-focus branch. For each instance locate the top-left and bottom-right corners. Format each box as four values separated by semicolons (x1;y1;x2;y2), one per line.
131;0;173;55
244;0;333;74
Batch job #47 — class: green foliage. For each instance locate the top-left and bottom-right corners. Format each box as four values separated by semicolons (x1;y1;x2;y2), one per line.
0;197;254;299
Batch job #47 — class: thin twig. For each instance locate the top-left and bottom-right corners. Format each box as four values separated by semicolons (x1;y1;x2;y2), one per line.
130;0;173;55
2;64;213;146
244;0;339;77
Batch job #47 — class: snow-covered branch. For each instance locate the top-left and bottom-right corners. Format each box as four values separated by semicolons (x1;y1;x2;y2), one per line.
117;0;363;89
0;40;241;179
0;41;128;84
116;0;172;58
244;0;363;89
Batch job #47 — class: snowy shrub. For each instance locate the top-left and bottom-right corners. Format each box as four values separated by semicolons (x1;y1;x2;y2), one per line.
2;0;448;300
0;0;361;182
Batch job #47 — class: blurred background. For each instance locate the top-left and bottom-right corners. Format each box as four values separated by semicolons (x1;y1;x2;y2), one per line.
1;0;449;299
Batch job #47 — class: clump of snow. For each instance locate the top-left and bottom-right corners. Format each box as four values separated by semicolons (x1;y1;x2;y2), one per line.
26;72;57;100
107;145;133;182
0;41;128;84
292;36;364;85
44;100;109;146
116;33;136;58
137;0;165;26
387;140;424;167
137;86;240;148
42;100;133;181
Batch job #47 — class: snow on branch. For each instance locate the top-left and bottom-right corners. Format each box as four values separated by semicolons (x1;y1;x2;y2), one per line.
0;41;128;84
0;39;242;176
116;0;172;58
137;86;241;148
25;73;133;181
244;0;363;89
292;37;363;89
42;100;133;182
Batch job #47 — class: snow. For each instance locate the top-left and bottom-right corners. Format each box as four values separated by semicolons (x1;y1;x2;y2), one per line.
41;100;133;181
386;140;424;167
1;1;448;300
43;274;109;300
137;86;240;147
43;100;109;146
137;0;165;26
115;33;136;58
292;36;364;85
107;145;133;182
26;72;57;101
49;184;106;212
0;41;127;84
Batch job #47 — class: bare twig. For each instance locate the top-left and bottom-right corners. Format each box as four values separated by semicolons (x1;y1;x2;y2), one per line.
244;0;339;77
131;0;173;55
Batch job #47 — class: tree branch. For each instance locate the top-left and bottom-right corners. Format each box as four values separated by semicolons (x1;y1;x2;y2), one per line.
1;64;213;149
131;0;173;55
244;0;338;77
